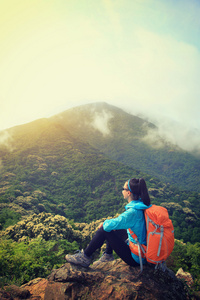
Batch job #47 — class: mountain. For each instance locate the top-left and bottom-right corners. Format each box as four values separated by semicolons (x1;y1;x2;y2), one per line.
0;102;200;243
51;102;200;192
0;116;147;223
1;102;199;193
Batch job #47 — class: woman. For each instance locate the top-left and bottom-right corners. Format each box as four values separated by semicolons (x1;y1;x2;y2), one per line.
65;178;151;267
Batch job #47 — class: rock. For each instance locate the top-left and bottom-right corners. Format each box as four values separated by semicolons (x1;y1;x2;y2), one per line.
4;284;30;299
176;267;194;287
0;260;190;300
0;289;13;300
22;278;48;299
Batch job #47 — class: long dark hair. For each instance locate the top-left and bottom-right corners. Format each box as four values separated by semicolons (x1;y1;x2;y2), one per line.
128;178;151;206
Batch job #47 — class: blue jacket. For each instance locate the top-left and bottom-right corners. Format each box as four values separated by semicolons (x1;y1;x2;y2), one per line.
103;200;151;264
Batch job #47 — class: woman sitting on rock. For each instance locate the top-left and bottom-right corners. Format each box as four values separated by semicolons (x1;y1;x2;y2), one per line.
65;178;151;267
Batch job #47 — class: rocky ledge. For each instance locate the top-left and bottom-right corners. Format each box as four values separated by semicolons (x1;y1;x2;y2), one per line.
1;259;190;300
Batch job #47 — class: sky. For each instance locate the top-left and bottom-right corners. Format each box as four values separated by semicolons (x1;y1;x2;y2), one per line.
0;0;200;152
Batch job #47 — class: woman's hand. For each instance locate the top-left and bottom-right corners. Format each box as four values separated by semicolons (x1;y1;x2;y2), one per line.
98;222;104;229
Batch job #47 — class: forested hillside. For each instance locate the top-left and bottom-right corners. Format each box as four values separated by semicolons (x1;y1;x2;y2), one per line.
0;106;200;243
0;212;200;290
51;102;200;192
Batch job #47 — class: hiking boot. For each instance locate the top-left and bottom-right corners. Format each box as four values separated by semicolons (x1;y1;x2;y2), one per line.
65;249;91;267
92;252;114;267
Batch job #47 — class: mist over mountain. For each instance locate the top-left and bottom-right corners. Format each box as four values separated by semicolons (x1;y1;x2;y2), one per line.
141;114;200;156
0;102;199;194
49;102;200;193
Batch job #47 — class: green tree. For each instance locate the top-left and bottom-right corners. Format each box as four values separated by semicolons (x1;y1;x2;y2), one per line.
0;237;79;286
0;209;21;230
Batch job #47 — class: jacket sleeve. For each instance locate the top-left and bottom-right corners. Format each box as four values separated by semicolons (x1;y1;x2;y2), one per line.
103;208;137;232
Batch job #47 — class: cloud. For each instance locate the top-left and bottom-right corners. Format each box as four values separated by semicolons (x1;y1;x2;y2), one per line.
91;110;113;136
0;130;14;151
114;28;200;134
142;116;200;155
102;0;123;37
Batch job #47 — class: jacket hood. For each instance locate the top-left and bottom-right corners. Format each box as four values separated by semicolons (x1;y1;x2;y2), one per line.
125;199;152;210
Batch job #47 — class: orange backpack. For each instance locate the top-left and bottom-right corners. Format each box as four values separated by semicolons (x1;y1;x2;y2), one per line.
128;204;174;271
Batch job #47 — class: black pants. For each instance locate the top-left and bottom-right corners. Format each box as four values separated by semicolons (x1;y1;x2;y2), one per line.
84;227;139;267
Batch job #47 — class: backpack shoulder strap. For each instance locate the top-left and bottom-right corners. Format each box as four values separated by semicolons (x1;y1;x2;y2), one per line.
128;228;138;241
128;228;146;272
